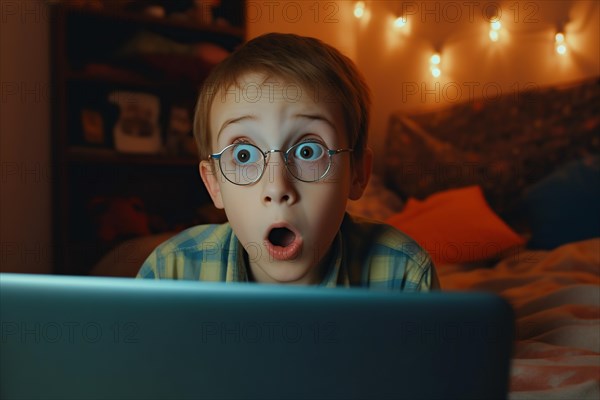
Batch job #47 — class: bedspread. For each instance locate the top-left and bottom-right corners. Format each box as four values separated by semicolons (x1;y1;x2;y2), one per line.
438;238;600;399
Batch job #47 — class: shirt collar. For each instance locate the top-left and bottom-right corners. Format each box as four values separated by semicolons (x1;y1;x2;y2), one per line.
228;218;351;287
226;227;249;283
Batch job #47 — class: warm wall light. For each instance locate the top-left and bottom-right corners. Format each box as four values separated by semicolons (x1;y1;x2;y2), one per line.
430;52;441;77
354;1;365;18
555;32;567;55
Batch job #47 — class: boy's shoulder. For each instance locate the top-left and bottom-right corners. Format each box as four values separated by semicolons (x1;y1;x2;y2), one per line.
153;223;234;257
342;213;437;290
138;222;239;281
342;213;430;266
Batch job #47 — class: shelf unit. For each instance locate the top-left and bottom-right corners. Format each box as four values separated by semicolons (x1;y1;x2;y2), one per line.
50;2;243;275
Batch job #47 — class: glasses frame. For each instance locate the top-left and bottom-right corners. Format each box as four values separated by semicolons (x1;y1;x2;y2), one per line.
209;141;353;185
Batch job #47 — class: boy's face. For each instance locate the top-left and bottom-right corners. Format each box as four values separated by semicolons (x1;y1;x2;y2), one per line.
200;73;369;285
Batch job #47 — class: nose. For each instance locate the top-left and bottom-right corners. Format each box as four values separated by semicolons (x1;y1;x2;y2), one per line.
261;152;298;206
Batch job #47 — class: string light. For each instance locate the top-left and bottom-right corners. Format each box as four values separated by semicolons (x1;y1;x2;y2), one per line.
489;19;501;42
393;16;407;29
375;7;572;72
430;53;441;78
354;1;365;18
555;32;567;55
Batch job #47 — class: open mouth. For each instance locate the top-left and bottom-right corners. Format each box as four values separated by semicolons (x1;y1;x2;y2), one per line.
264;224;303;261
268;227;296;247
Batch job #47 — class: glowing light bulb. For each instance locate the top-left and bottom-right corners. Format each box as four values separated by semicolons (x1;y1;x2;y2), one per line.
429;52;441;78
488;18;501;42
354;1;365;18
394;16;407;28
555;32;567;55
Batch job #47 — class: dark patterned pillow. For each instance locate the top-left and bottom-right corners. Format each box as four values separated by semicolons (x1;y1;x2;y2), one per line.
384;77;600;223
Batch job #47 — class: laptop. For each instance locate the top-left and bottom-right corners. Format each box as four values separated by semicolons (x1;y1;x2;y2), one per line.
0;273;513;399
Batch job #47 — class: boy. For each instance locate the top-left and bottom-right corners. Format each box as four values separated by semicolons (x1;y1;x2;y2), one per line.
137;33;439;290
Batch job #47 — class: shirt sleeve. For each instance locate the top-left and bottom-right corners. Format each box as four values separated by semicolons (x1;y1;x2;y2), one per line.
414;259;441;291
136;250;159;279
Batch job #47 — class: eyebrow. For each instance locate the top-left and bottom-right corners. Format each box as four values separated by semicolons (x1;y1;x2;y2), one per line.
294;113;337;134
217;115;256;140
216;113;337;142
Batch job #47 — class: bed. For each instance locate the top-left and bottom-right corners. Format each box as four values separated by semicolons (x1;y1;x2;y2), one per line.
91;77;600;398
347;76;600;399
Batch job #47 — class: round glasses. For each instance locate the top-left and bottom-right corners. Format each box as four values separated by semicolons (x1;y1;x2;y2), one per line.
209;141;353;185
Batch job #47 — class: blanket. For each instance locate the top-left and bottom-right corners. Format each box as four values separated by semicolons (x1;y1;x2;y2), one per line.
438;239;600;399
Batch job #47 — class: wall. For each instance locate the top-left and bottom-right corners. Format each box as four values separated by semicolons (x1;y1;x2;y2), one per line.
247;0;600;172
246;1;357;60
0;1;597;273
1;0;52;273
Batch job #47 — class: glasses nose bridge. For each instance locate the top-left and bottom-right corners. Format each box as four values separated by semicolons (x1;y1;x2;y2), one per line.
263;148;288;165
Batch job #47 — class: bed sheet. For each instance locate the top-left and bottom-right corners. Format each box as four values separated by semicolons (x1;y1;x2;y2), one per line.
437;238;600;399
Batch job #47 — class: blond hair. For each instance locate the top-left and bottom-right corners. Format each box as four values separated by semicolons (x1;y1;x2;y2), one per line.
193;33;371;164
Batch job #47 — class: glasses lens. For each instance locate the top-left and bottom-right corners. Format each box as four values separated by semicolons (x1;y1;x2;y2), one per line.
220;143;264;184
287;142;330;182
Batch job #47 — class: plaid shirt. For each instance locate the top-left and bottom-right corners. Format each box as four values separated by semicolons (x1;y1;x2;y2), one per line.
137;213;438;290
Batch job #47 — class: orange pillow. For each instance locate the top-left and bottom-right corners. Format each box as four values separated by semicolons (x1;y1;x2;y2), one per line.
386;186;524;265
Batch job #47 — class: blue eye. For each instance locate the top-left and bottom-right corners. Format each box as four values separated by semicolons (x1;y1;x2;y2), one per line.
232;144;261;165
293;142;325;161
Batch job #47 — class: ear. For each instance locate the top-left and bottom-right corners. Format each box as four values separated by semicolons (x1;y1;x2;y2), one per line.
199;161;225;209
348;147;372;201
